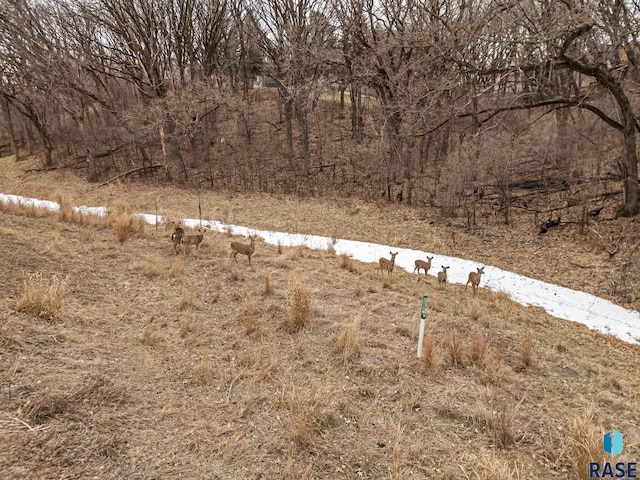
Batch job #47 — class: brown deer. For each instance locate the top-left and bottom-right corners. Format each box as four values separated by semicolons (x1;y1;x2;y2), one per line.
170;222;185;253
231;234;257;265
414;256;434;281
437;266;450;287
182;228;207;253
379;252;398;277
466;267;485;296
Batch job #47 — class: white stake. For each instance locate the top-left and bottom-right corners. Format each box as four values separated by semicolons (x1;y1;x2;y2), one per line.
417;294;428;358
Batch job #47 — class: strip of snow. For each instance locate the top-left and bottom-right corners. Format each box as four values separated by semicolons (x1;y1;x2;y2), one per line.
2;193;639;345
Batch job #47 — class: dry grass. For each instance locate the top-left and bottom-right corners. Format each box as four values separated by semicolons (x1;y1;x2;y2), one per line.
242;297;257;334
335;317;361;363
15;272;68;321
0;158;639;479
470;331;488;364
178;290;204;311
420;331;440;374
490;401;516;448
264;274;274;295
281;383;325;448
443;325;466;367
565;409;608;480
55;192;74;222
140;324;166;346
284;284;312;333
113;213;132;244
521;325;534;369
469;298;481;321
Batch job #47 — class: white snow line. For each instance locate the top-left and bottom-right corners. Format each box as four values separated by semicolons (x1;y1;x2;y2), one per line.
2;193;639;345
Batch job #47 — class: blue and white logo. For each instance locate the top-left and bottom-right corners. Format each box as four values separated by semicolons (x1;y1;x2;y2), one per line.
604;429;624;457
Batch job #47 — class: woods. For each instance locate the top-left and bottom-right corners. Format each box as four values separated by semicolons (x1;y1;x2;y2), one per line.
1;0;639;218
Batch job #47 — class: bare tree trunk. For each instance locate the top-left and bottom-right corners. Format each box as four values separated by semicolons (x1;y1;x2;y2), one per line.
78;114;97;182
283;96;296;173
297;104;310;177
350;84;362;143
1;96;19;161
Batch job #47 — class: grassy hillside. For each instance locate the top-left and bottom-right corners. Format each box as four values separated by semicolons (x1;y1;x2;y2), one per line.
0;156;639;478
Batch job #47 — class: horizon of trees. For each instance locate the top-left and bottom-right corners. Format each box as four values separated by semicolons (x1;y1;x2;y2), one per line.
1;0;639;219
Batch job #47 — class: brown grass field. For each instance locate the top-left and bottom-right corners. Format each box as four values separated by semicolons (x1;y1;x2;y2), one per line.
0;155;639;478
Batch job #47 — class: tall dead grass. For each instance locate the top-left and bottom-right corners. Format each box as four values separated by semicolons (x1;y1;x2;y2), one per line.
335;317;361;363
242;297;257;334
443;325;466;366
420;331;440;374
15;272;69;321
565;409;608;480
55;193;74;222
284;284;312;333
281;383;325;448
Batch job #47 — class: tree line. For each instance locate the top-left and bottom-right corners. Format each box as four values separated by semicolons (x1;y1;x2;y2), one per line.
1;0;639;219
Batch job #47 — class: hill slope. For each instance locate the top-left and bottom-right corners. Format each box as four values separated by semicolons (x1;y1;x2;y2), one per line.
0;187;639;478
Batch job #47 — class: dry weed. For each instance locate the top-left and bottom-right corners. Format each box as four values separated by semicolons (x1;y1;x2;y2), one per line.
168;256;184;277
242;297;257;334
281;383;322;448
178;291;204;311
193;360;216;386
521;325;534;369
113;214;132;244
284;285;312;333
264;274;274;295
140;325;166;346
491;401;516;448
470;331;488;364
55;192;74;222
468;298;481;321
479;349;508;385
444;326;466;367
420;331;440;374
134;215;146;237
475;450;523;479
565;409;607;480
141;259;165;278
15;272;69;321
180;319;197;338
335;317;361;363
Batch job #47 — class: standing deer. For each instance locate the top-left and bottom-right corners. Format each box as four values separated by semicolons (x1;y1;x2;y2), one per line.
466;267;485;296
437;266;450;287
414;256;434;280
182;228;207;253
171;222;185;253
379;252;398;277
231;234;257;265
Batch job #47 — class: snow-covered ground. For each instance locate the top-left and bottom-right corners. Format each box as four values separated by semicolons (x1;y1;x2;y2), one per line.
2;193;639;345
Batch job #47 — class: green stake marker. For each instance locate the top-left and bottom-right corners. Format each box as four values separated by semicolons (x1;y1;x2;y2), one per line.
417;294;428;358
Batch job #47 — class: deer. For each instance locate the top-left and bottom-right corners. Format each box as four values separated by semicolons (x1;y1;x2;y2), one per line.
170;222;185;253
231;234;257;265
466;266;485;296
437;266;450;287
414;256;434;281
181;228;207;253
379;252;398;277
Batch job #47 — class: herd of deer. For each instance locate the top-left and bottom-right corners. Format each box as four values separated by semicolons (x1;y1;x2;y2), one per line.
171;222;257;264
171;222;485;295
379;251;485;295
